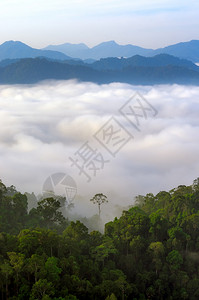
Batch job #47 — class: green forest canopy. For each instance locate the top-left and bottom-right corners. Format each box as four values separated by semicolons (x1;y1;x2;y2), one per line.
1;177;199;299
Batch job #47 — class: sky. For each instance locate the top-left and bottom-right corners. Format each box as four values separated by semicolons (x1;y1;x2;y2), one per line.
0;0;199;48
0;81;199;218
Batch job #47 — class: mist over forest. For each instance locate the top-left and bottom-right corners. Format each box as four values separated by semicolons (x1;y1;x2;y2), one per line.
1;175;199;299
1;78;199;299
0;81;199;210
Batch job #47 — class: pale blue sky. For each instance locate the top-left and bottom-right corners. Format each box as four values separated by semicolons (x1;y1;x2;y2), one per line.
0;0;199;48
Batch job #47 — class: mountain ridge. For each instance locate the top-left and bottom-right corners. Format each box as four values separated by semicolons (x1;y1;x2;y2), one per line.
1;39;199;63
43;39;199;62
44;40;153;60
0;54;199;85
89;54;198;71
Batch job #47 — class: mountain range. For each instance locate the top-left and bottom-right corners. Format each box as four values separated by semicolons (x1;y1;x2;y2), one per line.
0;40;199;85
1;39;199;63
43;40;199;62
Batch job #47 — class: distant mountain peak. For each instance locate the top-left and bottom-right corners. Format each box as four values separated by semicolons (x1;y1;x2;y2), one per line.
48;42;89;48
65;42;88;47
0;40;70;61
3;40;26;45
95;40;118;47
1;40;32;49
103;40;117;44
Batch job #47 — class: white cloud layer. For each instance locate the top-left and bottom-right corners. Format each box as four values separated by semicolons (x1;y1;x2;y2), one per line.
0;80;199;216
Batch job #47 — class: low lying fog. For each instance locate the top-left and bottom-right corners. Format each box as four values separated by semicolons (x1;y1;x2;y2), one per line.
0;80;199;218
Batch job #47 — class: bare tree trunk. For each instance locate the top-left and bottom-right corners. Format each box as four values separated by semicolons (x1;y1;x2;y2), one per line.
6;282;8;300
98;204;101;217
2;285;4;300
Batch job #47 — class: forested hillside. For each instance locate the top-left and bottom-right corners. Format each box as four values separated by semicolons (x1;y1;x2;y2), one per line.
1;56;199;85
1;178;199;299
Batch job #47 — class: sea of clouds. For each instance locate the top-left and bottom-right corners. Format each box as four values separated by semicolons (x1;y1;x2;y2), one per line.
0;80;199;217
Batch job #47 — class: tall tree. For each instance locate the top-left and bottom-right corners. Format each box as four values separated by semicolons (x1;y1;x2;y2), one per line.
90;193;108;217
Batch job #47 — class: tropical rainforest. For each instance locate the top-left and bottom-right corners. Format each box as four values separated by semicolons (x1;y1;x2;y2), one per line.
1;178;199;299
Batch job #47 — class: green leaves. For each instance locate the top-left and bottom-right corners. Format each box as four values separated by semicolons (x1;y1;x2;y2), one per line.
0;260;13;280
30;279;55;299
45;257;61;283
37;198;65;229
166;250;183;271
7;252;25;275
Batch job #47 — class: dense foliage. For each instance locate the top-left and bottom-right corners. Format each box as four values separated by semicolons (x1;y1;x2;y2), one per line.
1;178;199;299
